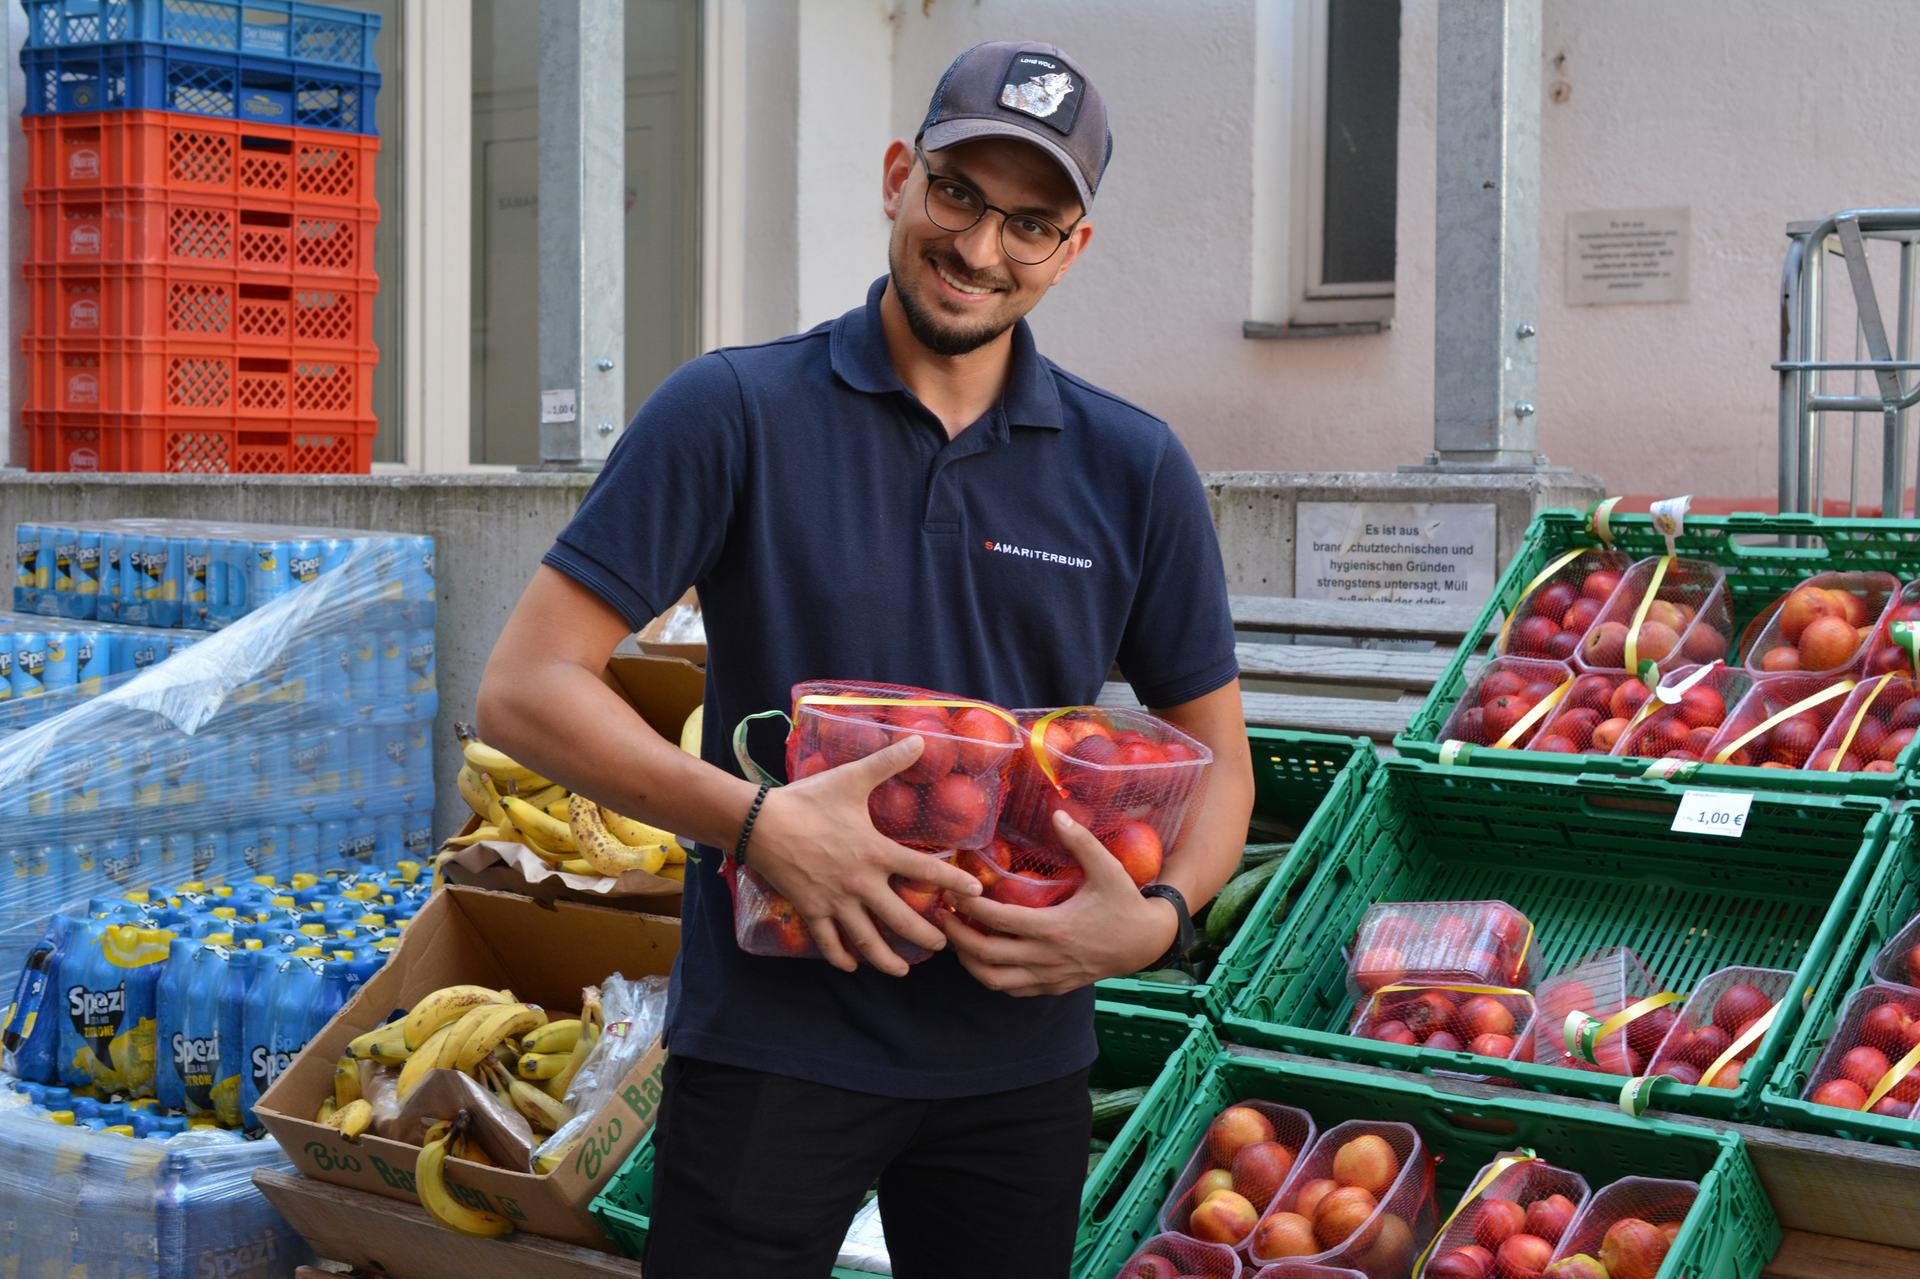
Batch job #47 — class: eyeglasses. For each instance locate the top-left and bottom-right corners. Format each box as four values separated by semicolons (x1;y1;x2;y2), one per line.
914;145;1080;266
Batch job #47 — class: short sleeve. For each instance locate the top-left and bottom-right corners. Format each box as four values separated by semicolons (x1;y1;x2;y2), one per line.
541;352;746;629
1114;432;1239;709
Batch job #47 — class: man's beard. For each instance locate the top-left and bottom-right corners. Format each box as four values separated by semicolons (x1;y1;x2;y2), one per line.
890;243;1020;357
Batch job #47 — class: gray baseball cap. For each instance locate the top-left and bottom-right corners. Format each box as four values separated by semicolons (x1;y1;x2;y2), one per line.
916;41;1111;211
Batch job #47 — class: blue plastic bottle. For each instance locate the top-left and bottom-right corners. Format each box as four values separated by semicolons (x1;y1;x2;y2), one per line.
153;938;198;1112
211;947;257;1130
3;912;75;1082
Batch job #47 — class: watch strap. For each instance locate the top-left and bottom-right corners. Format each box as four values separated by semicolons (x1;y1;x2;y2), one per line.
1139;884;1195;972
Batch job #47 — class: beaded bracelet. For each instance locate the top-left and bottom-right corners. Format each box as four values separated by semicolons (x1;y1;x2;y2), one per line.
733;781;774;867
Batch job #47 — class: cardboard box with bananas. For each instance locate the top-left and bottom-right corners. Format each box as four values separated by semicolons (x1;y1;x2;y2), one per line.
256;885;678;1249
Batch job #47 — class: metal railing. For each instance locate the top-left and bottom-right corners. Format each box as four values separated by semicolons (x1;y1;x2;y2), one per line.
1777;210;1920;518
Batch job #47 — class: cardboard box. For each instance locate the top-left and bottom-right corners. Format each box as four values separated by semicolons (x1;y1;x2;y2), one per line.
440;831;683;917
255;886;680;1250
631;588;707;666
601;645;705;739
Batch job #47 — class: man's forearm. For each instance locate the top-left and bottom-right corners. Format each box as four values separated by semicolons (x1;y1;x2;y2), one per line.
1153;687;1257;911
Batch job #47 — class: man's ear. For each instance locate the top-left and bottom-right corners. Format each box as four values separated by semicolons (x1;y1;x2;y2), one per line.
1049;221;1094;286
881;139;915;221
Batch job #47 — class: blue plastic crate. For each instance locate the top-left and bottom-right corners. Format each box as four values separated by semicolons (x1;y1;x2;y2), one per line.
21;40;379;133
26;0;379;72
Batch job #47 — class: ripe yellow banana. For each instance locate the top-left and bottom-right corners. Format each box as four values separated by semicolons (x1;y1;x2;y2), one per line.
347;1020;411;1064
506;1077;574;1134
316;1096;336;1124
521;782;567;810
451;1004;548;1074
679;704;703;754
544;1001;600;1101
658;864;686;883
558;858;598;876
417;1114;513;1239
462;740;549;789
600;808;678;850
328;1098;373;1141
501;796;577;853
456;765;492;819
521;1019;581;1055
569;795;667;876
534;1143;572;1175
434;1006;493;1073
397;1021;457;1099
404;985;510;1051
516;1051;567;1081
333;1056;362;1108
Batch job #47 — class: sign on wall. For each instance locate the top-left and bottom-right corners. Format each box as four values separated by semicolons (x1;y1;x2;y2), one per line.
1567;206;1691;305
1295;502;1498;607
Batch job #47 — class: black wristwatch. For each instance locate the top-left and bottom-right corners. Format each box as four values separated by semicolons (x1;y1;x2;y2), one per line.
1139;885;1195;971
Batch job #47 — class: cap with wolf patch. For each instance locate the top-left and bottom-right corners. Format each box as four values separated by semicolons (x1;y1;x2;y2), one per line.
916;41;1111;210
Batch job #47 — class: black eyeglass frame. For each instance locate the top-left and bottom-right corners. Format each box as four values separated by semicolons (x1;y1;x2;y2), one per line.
913;144;1084;266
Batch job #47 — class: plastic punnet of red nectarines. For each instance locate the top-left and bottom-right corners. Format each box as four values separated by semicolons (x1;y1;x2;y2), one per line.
728;852;956;963
1854;579;1920;681
1494;548;1635;664
1643;965;1794;1091
947;837;1087;933
1528;669;1641;755
1605;664;1753;763
788;680;1022;850
1805;672;1920;776
1699;673;1855;770
1436;659;1576;751
1869;906;1920;990
1743;571;1900;679
1573;556;1732;674
1528;947;1671;1078
1346;985;1535;1066
1112;1233;1244;1279
1248;1264;1370;1279
1246;1119;1438;1274
999;706;1214;859
1415;1151;1590;1279
1546;1176;1698;1279
1160;1100;1319;1248
1347;902;1538;1003
1799;983;1920;1119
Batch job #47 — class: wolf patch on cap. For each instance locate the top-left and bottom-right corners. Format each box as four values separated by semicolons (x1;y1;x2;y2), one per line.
918;41;1111;210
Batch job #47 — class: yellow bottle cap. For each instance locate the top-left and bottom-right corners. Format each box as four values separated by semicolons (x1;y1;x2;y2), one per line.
205;933;234;947
298;924;328;938
127;1098;156;1111
270;897;298;909
125;891;149;904
356;915;386;929
188;1119;220;1130
253;876;278;888
290;873;320;890
104;1125;135;1137
243;939;263;950
212;906;237;919
176;881;204;894
396;861;421;883
47;1111;75;1126
211;886;233;898
294;946;323;957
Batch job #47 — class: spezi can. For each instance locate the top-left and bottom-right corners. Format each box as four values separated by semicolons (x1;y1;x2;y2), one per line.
15;524;41;612
184;537;212;628
289;540;325;590
98;532;123;622
252;541;291;608
73;631;109;697
13;634;46;700
73;531;100;617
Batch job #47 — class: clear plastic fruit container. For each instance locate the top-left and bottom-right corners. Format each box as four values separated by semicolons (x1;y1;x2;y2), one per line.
786;680;1021;850
1805;672;1920;778
1852;578;1920;678
1492;547;1635;663
1346;901;1537;1002
1607;664;1754;764
1346;985;1535;1066
1113;1234;1245;1279
1526;669;1642;755
1797;983;1920;1119
1742;571;1899;678
1432;658;1575;751
1414;1151;1590;1279
1245;1119;1439;1276
1157;1099;1318;1249
1546;1176;1699;1277
1698;673;1856;770
726;850;954;963
999;706;1213;856
1645;966;1794;1091
1250;1265;1368;1279
1571;556;1733;673
1529;947;1670;1077
1869;907;1920;990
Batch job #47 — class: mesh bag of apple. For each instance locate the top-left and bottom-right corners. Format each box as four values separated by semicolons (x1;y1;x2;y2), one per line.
1642;966;1794;1091
1159;1101;1317;1251
1347;985;1535;1066
1606;664;1753;763
1348;902;1538;1002
1572;556;1731;674
1529;948;1679;1078
1795;672;1920;775
1542;1177;1698;1279
729;846;958;962
1854;579;1920;678
1697;674;1855;771
1435;658;1575;751
1743;572;1898;676
1249;1265;1369;1279
1798;983;1920;1118
1416;1151;1589;1279
1112;1234;1245;1279
1245;1122;1439;1277
1494;549;1635;664
1869;905;1920;988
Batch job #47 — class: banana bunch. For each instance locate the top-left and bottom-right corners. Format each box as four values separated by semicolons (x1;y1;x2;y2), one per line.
417;1111;514;1239
450;725;687;883
313;1052;375;1138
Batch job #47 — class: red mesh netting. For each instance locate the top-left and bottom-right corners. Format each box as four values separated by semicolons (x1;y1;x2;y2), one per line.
1347;902;1537;1002
1572;556;1732;673
1247;1119;1439;1279
1870;907;1920;990
1000;707;1213;862
1348;986;1534;1065
1645;966;1794;1091
1803;673;1920;776
1112;1234;1244;1279
1547;1177;1698;1277
1854;579;1920;678
1435;658;1575;751
949;837;1086;930
1608;665;1753;763
1494;549;1634;663
1529;947;1666;1077
1416;1151;1589;1279
1250;1266;1368;1279
1158;1100;1318;1248
1800;983;1920;1118
1743;572;1898;678
726;852;953;963
1701;674;1855;770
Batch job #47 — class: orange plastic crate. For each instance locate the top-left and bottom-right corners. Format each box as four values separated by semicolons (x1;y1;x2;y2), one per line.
24;110;378;206
27;187;377;275
27;336;374;419
27;408;373;474
27;262;376;349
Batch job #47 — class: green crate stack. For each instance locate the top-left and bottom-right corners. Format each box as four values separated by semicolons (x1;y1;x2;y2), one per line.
1097;728;1374;1022
1398;508;1920;796
1080;1048;1780;1279
1764;806;1920;1146
1220;758;1888;1121
586;1001;1218;1276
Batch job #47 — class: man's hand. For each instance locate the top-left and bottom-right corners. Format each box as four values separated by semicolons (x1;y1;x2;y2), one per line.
745;736;986;977
937;810;1177;997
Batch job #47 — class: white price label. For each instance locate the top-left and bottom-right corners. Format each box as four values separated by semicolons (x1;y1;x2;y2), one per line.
1671;790;1752;838
540;388;578;424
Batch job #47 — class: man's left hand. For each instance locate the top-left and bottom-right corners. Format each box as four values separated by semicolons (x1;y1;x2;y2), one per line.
937;810;1178;997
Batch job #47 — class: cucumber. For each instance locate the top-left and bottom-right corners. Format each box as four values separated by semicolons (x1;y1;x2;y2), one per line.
1090;1085;1148;1138
1237;842;1293;872
1135;969;1196;986
1205;858;1287;949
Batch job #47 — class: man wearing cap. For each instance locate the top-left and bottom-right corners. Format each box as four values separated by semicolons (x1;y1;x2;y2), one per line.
478;41;1253;1277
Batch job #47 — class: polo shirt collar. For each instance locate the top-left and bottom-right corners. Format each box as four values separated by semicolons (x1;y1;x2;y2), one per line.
831;276;1065;431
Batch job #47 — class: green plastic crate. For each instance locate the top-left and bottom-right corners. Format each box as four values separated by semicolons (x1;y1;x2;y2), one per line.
585;1001;1219;1275
1080;1047;1781;1279
1096;728;1375;1022
1763;806;1920;1145
1397;508;1920;795
1220;758;1888;1121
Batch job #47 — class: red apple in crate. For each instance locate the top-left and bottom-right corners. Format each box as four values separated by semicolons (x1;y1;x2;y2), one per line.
1117;1255;1180;1279
1525;1194;1576;1245
1481;671;1527;704
892;717;958;783
1683;624;1728;663
1513;615;1562;655
1867;646;1910;677
1293;1177;1338;1222
1609;680;1652;720
1522;679;1561;703
1600;1218;1671;1279
1452;706;1487;742
1879;727;1917;762
1582;570;1623;601
1633;621;1681;663
1473;1198;1527;1249
1591;717;1629;752
1207;1106;1275;1165
1494;1232;1553;1279
1353;947;1406;993
1871;1094;1914;1117
1231;1140;1294;1209
1810;1077;1869;1110
1470;1032;1516;1057
1194;1168;1234;1202
1840;1045;1891;1090
1426;1030;1466;1052
1828;588;1869;626
1564;597;1604;633
1461;995;1516;1038
1063;734;1122;801
1188;1188;1258;1244
1582;621;1629;667
922;773;991;844
1712;984;1773;1035
1780;587;1837;643
1430;1247;1495;1279
1533;582;1578;626
1761;647;1803;672
1626;1002;1677;1061
1677;686;1725;728
1769;717;1822;764
1251;1211;1318;1259
1542;1258;1609;1279
1544;632;1582;660
1567;673;1615;711
1891;698;1920;731
1808;748;1861;772
1371;1020;1418;1045
1643;600;1686;632
1397;991;1459;1034
1484;696;1534;741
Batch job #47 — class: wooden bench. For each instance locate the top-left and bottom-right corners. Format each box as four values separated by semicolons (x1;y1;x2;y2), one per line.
1100;596;1496;742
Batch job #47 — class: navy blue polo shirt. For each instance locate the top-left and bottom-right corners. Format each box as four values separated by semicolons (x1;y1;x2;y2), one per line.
544;276;1237;1098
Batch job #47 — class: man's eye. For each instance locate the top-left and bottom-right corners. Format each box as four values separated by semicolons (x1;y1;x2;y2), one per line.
1009;218;1050;238
937;182;979;206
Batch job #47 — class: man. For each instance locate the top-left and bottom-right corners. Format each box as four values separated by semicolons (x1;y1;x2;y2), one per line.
477;41;1253;1278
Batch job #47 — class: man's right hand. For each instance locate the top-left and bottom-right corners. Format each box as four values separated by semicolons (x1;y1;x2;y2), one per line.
745;736;985;976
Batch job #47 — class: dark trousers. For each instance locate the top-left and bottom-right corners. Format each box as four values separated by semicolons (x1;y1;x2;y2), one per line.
641;1053;1092;1278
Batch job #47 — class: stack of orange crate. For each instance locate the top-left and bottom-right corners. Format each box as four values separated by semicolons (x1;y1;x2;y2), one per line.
21;110;379;474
